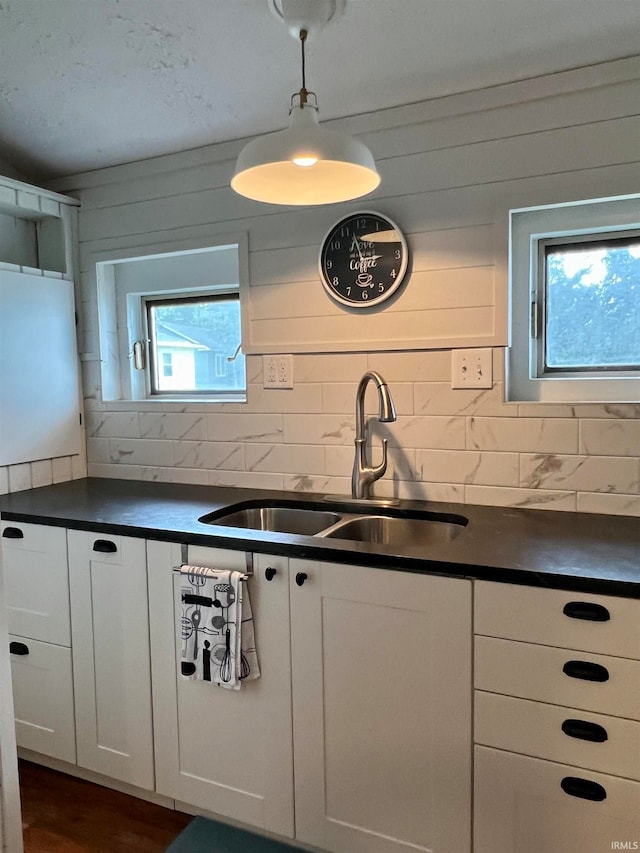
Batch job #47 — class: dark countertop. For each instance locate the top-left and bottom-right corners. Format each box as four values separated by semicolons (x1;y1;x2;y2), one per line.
1;478;639;597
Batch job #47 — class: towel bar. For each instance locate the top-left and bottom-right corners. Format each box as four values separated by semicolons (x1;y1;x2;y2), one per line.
171;544;254;578
173;566;251;581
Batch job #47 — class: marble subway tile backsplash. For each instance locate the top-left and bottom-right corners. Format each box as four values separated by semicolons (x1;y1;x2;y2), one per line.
5;350;640;518
76;350;640;515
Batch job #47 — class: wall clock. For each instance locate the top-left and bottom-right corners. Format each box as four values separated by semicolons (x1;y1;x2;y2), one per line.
319;211;409;308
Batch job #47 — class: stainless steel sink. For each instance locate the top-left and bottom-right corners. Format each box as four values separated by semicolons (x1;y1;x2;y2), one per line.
200;499;468;546
200;505;342;536
318;514;465;546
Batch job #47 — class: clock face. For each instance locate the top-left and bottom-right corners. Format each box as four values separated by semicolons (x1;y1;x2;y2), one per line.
319;211;409;308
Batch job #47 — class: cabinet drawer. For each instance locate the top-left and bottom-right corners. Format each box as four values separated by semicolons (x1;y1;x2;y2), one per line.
9;634;76;764
74;531;129;565
475;581;640;659
475;690;640;781
475;635;640;720
1;521;70;645
474;746;640;853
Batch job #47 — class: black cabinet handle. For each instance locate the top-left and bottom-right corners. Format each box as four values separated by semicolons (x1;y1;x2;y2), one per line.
563;660;609;682
562;718;608;743
93;539;117;553
563;601;610;622
561;776;607;801
2;527;24;539
265;567;277;581
9;641;29;656
295;572;308;587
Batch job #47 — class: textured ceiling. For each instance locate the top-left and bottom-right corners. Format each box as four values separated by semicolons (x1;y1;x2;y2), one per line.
0;0;639;181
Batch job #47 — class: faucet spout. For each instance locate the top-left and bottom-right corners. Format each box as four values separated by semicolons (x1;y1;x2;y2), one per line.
351;371;397;500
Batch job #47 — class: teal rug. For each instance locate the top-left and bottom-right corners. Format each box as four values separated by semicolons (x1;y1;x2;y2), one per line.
165;816;303;852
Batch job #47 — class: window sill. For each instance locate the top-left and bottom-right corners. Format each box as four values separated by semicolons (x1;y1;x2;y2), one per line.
99;395;247;410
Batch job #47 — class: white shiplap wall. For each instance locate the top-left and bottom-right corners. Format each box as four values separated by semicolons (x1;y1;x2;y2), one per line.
22;56;640;515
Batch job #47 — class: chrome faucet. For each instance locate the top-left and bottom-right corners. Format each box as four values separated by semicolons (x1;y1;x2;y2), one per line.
352;371;397;500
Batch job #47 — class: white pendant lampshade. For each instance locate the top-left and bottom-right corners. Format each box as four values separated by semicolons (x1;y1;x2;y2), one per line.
231;3;380;206
231;99;380;206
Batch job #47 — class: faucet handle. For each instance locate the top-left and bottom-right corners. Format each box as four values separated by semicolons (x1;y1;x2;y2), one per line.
374;438;389;478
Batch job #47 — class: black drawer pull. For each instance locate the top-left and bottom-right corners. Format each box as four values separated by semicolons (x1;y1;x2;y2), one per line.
562;719;608;743
563;601;610;622
9;641;29;656
2;527;24;539
561;776;607;801
93;539;117;553
563;660;609;682
295;572;308;587
265;567;277;581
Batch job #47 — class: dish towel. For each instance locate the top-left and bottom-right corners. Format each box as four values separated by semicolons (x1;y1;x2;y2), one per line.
179;565;260;690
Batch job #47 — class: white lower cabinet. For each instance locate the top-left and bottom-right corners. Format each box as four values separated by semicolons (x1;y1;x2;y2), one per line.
148;546;472;853
2;521;472;851
473;580;640;853
1;521;76;763
148;542;295;838
8;635;75;763
68;530;154;790
290;559;472;853
474;746;640;853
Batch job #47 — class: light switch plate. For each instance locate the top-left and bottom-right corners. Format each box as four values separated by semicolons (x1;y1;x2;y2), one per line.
451;348;493;389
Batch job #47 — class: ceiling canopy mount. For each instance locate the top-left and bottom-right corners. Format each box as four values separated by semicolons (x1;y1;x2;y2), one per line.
268;0;346;40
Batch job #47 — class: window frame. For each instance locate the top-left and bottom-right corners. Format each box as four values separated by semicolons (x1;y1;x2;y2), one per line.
539;231;640;376
144;291;243;398
94;233;248;404
507;193;640;403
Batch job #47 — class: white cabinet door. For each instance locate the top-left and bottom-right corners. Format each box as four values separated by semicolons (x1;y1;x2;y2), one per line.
148;543;294;838
9;634;75;763
1;522;70;646
68;530;153;790
474;746;640;853
290;560;472;853
0;270;80;467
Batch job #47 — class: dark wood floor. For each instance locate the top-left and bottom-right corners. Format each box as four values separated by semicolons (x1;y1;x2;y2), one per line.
19;760;191;853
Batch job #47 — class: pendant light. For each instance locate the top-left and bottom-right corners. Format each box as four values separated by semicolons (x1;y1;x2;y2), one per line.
231;2;380;206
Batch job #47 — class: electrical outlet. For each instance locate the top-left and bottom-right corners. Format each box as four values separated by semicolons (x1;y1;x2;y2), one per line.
263;354;294;389
263;355;278;387
277;355;293;388
451;348;493;389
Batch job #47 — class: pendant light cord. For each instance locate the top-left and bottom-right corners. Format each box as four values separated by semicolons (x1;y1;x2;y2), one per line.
299;28;308;106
